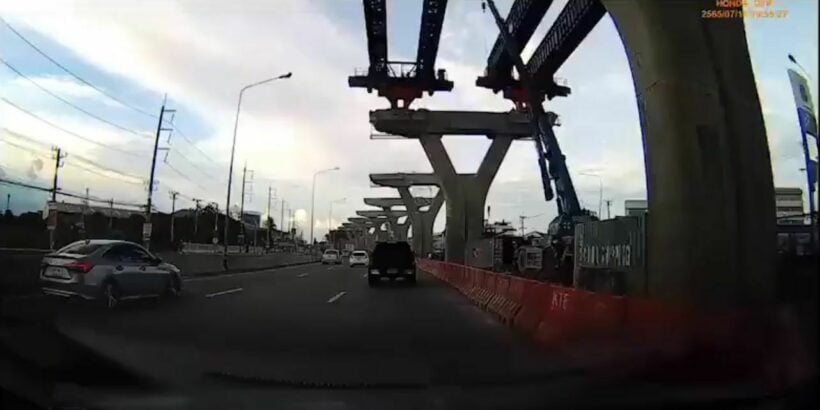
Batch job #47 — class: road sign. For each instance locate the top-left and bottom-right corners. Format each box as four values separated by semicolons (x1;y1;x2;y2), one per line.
142;223;152;240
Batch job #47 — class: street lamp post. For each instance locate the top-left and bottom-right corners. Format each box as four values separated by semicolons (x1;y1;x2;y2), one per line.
309;166;339;245
223;72;291;267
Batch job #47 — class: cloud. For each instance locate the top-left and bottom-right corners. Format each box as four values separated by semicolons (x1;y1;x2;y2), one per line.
2;0;815;235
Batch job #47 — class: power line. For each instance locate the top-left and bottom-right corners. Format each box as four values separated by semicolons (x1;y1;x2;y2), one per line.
166;147;220;181
169;125;220;165
162;159;208;193
0;17;158;120
0;96;149;159
1;128;145;184
0;56;152;139
0;176;144;208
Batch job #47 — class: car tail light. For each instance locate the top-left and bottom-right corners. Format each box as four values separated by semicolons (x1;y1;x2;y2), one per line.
64;260;93;273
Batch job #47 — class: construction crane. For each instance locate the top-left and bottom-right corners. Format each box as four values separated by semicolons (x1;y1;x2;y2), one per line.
483;0;597;280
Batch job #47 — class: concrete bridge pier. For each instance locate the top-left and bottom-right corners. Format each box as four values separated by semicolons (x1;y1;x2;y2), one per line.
602;0;776;307
419;135;512;263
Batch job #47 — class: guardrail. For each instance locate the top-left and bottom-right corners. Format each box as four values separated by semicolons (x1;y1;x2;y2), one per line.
417;259;813;389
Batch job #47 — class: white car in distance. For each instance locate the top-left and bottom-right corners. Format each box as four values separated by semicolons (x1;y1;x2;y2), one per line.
348;250;369;267
321;249;342;265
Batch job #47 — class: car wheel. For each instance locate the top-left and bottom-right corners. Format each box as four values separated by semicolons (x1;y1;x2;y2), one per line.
102;281;121;309
164;274;182;297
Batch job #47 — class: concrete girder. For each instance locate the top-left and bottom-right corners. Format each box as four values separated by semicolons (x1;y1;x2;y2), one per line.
370;109;531;137
602;0;776;307
370;173;441;189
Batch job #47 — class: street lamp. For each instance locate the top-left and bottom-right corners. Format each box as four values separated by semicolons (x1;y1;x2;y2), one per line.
309;166;339;244
223;72;291;266
579;171;604;219
328;197;346;243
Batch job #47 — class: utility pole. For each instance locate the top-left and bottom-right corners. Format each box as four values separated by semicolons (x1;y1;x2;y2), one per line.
108;199;114;230
5;193;9;213
211;202;219;243
280;199;285;240
51;146;65;202
238;163;253;249
266;185;273;250
519;215;525;236
605;199;612;219
145;96;174;250
169;191;179;244
193;198;202;238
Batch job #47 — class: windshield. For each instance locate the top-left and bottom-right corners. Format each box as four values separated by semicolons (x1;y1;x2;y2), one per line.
56;242;105;256
0;1;816;408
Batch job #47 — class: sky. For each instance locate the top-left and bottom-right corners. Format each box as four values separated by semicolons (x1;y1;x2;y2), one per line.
0;0;817;240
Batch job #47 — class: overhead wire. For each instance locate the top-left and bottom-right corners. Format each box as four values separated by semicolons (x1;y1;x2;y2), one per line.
0;56;153;139
1;128;144;184
0;97;149;159
0;17;159;120
1;20;221;171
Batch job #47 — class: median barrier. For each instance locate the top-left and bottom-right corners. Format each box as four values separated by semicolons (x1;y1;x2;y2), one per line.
532;286;591;348
512;282;553;336
418;258;815;389
486;274;509;319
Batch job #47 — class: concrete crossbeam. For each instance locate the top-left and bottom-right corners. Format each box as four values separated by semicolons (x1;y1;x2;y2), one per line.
363;197;433;209
370;173;440;187
370;109;531;137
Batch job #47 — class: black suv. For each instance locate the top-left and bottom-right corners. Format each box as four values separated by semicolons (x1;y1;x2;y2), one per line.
368;241;416;286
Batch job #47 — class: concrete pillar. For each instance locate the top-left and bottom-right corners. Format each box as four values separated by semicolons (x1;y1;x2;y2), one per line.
399;188;444;256
602;0;776;308
419;135;512;263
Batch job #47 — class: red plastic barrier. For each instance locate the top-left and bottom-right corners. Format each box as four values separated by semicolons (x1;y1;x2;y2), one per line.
533;286;591;348
583;291;626;338
477;272;497;308
486;275;509;317
511;283;553;336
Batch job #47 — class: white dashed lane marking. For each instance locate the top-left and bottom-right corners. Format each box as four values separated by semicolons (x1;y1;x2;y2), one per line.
297;273;309;278
205;288;243;298
326;291;346;304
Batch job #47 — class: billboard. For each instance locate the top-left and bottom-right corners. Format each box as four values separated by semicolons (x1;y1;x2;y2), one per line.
573;215;647;296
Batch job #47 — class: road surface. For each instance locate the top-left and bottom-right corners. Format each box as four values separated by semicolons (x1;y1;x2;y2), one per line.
2;262;788;409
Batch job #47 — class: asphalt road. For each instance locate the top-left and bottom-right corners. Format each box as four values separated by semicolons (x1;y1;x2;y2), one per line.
3;262;797;409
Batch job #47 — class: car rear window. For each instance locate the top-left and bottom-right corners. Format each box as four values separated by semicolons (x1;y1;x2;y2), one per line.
324;250;339;255
57;242;104;256
352;251;367;257
372;242;414;267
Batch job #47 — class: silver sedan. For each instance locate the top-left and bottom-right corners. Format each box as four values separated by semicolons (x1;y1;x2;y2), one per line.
40;239;183;308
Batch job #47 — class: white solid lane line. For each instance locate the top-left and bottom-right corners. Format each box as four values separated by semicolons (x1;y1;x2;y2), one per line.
297;273;309;278
326;291;346;304
205;287;243;298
